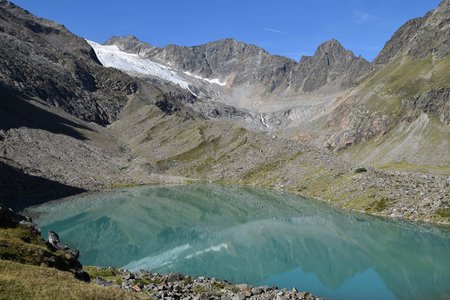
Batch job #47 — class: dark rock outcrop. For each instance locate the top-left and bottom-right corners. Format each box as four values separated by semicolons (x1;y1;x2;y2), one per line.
0;203;34;228
410;88;450;124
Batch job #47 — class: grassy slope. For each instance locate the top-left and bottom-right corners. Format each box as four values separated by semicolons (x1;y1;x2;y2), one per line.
0;260;131;300
0;226;132;300
341;54;450;174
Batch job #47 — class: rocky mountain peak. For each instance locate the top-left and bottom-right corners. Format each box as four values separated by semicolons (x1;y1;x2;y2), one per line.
106;35;143;45
105;35;157;56
297;39;371;91
374;0;449;64
203;38;267;54
315;39;345;55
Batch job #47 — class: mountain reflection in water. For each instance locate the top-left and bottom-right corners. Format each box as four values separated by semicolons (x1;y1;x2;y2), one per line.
27;184;450;300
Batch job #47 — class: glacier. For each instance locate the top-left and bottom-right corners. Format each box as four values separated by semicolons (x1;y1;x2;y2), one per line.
86;40;192;91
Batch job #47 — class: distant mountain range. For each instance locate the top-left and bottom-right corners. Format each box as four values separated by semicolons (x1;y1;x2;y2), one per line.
0;0;449;223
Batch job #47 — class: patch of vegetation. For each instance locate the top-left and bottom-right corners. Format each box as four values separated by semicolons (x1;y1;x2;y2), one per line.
84;266;116;278
192;285;208;294
241;152;304;186
135;278;150;286
183;276;194;285
211;281;226;290
0;260;130;300
0;227;65;267
109;182;151;189
365;198;390;213
377;161;450;176
436;207;450;218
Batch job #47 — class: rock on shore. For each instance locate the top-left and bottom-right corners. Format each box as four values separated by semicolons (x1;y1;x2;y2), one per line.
88;267;323;300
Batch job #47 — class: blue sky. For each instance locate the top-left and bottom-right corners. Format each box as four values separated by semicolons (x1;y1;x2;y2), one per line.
13;0;441;61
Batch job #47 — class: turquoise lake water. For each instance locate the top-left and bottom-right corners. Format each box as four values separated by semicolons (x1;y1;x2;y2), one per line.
26;184;450;300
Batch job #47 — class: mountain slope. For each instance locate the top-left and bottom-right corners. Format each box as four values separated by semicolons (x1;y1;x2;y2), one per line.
310;0;450;171
0;0;203;203
0;0;142;125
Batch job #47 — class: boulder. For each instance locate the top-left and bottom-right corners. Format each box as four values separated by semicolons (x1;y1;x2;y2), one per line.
0;204;33;228
48;230;60;246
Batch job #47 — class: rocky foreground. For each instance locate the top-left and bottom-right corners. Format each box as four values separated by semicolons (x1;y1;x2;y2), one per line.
91;267;322;300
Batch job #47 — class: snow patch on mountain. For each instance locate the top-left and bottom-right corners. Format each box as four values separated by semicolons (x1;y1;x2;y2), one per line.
183;71;227;86
86;40;192;91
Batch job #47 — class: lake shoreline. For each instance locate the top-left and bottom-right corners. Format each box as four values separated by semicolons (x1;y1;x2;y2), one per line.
86;266;323;300
26;184;450;300
23;181;450;230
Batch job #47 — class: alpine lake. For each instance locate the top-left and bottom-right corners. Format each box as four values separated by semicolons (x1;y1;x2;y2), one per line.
25;184;450;300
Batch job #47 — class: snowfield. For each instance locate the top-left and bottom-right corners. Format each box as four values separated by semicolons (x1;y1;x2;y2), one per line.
183;71;226;86
86;40;227;95
87;40;191;91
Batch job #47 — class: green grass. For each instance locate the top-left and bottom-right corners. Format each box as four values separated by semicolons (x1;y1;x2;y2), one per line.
343;59;450;171
0;228;137;299
377;161;450;176
241;152;305;187
0;227;67;267
436;208;450;218
0;260;131;300
365;198;391;213
84;266;116;278
192;285;208;294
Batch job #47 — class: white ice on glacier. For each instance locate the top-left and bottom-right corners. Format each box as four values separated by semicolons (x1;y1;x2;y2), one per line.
183;71;227;86
86;40;226;96
86;40;191;90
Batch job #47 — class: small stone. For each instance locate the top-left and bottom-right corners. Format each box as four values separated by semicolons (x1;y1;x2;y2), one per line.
132;284;142;292
95;276;112;287
236;284;249;291
168;273;184;282
354;167;367;173
232;293;246;300
244;290;252;297
123;273;135;280
261;285;271;292
298;292;309;299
